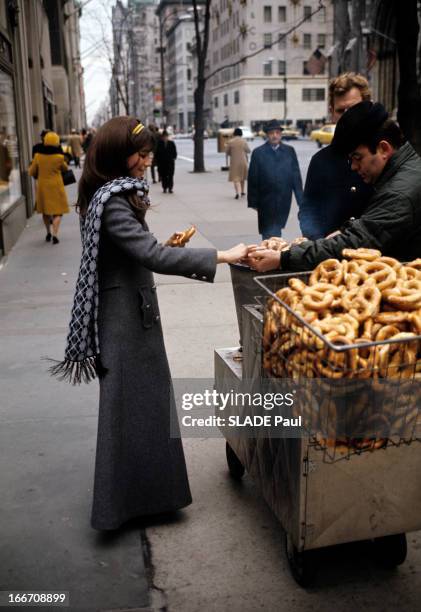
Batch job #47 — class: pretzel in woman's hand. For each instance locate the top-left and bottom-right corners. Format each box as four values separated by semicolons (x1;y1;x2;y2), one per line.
165;225;196;247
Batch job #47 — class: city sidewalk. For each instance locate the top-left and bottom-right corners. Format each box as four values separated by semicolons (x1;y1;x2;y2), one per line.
1;155;421;612
0;160;262;612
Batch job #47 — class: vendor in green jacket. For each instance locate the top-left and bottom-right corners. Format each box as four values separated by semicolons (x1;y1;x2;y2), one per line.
247;101;421;272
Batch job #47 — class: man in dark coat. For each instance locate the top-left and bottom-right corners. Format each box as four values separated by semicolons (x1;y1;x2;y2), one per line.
155;130;177;193
299;73;373;240
248;102;421;272
247;119;303;239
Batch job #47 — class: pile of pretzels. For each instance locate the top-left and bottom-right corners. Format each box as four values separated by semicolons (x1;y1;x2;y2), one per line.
262;248;421;454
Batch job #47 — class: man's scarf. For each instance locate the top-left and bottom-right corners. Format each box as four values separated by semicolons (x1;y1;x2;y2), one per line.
49;177;150;384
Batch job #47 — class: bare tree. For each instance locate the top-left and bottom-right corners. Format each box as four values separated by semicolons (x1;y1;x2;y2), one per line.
192;0;212;173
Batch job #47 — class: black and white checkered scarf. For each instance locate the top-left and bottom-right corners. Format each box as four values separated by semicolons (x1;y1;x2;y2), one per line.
49;176;150;384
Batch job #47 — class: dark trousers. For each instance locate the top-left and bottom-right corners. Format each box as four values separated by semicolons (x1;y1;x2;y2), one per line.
73;156;80;168
151;164;157;183
161;172;174;192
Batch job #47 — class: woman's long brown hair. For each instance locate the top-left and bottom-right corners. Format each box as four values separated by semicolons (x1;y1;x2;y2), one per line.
77;116;156;217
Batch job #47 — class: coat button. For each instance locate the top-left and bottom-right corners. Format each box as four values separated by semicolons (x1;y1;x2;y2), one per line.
146;304;151;309
191;273;197;279
154;315;160;322
350;186;357;193
202;276;207;281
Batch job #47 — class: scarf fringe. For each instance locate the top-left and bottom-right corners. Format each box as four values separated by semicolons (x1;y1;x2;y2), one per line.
44;356;103;385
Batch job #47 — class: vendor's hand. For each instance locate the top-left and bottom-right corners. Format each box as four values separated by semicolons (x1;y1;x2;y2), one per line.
217;243;248;264
247;249;281;272
325;230;342;239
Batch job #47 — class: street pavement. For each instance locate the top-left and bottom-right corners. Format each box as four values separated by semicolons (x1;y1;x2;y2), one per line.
1;140;421;612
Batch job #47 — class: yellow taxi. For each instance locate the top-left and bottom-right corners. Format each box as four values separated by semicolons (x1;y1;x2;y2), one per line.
310;124;336;147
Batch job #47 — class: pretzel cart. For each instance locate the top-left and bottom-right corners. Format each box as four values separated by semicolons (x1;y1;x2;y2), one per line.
215;260;421;586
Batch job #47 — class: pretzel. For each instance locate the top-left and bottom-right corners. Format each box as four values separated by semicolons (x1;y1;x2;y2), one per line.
165;225;196;247
262;237;290;252
385;279;421;311
360;261;397;291
342;248;382;261
378;256;402;271
302;283;342;311
288;278;307;294
399;266;421;281
309;259;343;286
342;282;381;321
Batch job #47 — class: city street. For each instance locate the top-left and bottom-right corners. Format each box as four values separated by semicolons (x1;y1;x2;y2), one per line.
1;143;421;612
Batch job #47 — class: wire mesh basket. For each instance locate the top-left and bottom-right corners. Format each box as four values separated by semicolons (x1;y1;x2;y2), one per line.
255;272;421;462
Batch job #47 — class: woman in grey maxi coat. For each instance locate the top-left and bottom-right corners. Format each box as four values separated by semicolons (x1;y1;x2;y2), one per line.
69;117;247;530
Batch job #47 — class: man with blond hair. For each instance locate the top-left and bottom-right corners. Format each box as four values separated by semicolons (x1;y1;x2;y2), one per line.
299;73;373;239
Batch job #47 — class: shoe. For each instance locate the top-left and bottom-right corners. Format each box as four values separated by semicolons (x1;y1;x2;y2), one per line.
241;193;246;196
52;236;59;245
235;194;239;200
169;190;173;194
163;189;167;193
45;232;52;242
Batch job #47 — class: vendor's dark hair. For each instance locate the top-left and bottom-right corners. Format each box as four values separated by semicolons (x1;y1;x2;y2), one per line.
233;127;243;136
363;119;405;154
77;116;156;217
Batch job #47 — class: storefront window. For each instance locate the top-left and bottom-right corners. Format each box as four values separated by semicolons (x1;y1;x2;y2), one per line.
0;70;21;215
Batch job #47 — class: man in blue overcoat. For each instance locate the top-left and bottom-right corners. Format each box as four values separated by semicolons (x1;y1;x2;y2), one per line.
247;119;303;239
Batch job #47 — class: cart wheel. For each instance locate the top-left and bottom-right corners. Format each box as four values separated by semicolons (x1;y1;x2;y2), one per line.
226;442;245;480
372;533;407;568
284;531;317;587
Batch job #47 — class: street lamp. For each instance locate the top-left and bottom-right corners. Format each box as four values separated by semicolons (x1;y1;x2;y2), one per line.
157;9;191;125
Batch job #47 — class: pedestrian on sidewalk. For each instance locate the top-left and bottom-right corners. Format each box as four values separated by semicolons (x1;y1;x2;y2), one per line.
147;124;159;184
68;129;83;168
155;130;177;193
29;131;69;244
225;127;250;199
50;116;247;531
247;119;303;240
298;73;373;240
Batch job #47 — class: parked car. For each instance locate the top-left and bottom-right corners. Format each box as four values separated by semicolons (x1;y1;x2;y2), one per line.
282;127;300;140
310;124;336;147
238;125;254;140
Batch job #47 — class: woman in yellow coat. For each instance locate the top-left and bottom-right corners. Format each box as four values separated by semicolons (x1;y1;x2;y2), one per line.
29;131;70;244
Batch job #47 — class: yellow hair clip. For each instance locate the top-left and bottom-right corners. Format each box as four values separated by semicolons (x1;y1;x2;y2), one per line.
132;122;144;135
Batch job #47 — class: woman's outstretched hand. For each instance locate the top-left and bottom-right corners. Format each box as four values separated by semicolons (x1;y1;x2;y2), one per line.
217;243;248;264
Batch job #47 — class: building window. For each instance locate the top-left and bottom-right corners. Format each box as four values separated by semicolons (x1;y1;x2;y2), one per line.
0;70;22;212
318;6;326;22
278;6;286;22
317;33;326;49
278;60;286;75
264;6;272;22
304;6;312;21
303;61;310;75
302;88;325;101
263;88;286;102
303;33;312;49
234;90;240;104
224;93;228;106
214;96;219;108
263;33;272;48
278;33;286;49
263;60;272;76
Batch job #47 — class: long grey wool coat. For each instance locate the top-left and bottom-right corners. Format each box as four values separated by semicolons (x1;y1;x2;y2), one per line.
92;195;217;530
